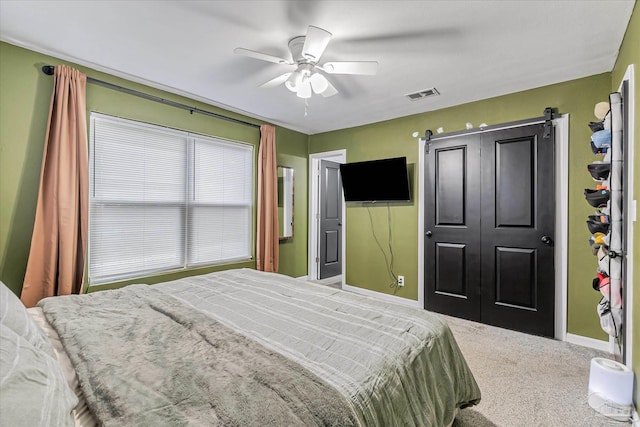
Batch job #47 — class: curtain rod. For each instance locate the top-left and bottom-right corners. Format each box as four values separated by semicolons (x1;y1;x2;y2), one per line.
42;65;261;129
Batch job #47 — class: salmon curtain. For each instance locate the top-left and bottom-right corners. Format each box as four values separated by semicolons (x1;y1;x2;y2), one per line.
256;124;279;272
21;65;88;307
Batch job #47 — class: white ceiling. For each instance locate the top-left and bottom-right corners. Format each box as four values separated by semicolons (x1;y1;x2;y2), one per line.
0;1;635;135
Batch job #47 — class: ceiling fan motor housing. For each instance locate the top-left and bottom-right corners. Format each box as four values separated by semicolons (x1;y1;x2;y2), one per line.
288;36;310;63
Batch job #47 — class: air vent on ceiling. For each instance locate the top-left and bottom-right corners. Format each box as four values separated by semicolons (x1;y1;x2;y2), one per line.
405;88;440;101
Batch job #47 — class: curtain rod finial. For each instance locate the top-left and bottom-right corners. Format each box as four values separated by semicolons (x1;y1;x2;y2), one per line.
42;65;54;75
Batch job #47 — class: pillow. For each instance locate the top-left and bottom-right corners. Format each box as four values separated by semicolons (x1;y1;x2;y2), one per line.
0;324;77;427
0;281;54;356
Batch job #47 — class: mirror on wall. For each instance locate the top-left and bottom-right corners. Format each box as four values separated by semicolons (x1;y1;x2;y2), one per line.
278;166;294;240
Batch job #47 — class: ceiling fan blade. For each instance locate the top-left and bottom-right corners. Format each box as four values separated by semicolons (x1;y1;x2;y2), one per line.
302;26;332;62
260;73;292;88
234;48;293;65
320;79;338;98
321;61;378;75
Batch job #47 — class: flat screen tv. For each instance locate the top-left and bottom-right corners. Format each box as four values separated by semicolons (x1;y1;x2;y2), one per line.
339;157;411;202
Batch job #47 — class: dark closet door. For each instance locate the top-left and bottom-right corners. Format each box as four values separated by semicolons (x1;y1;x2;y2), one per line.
480;124;555;337
425;123;555;337
424;135;482;322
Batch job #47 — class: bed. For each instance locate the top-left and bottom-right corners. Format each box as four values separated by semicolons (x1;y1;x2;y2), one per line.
1;268;480;426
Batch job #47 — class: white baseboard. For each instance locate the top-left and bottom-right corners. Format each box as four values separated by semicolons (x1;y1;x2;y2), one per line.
296;275;309;281
565;333;611;353
342;284;422;308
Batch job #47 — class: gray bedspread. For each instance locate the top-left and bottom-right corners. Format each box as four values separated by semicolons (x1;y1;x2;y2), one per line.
155;269;481;426
38;284;357;427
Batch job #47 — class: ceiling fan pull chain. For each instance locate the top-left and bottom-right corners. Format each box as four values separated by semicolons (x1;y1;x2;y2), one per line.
305;98;309;117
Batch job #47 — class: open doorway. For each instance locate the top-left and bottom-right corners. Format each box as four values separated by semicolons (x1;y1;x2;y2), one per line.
308;150;346;283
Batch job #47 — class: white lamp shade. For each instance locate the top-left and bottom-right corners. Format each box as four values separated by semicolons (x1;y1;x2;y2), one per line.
285;70;302;92
309;72;329;94
296;78;312;98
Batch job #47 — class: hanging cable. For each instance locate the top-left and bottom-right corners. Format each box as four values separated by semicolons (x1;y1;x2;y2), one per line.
367;204;398;288
386;204;397;286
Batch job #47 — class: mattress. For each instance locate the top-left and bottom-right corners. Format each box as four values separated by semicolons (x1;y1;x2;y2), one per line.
28;268;480;426
154;268;481;426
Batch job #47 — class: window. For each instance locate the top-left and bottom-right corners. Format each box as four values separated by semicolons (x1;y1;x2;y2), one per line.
89;113;253;285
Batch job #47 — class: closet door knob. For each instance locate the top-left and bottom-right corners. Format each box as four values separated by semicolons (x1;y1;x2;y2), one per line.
426;231;433;238
541;235;552;245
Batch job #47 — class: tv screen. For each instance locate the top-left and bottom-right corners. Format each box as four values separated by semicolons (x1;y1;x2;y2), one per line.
339;157;411;202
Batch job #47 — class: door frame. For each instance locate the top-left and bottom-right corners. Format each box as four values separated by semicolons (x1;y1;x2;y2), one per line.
308;150;346;282
418;114;569;340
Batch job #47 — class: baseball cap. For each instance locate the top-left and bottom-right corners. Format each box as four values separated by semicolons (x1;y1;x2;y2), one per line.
586;215;610;234
590;141;608;155
591;129;611;149
584;188;610;207
587;162;610;181
588;121;604;132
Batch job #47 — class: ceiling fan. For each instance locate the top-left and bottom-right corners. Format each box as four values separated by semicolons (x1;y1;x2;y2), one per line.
234;25;378;99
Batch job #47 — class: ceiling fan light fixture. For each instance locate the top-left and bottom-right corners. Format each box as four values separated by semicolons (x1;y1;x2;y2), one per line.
320;80;338;98
236;25;378;102
309;72;329;94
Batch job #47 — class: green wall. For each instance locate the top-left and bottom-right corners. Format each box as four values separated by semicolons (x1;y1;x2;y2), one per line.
310;74;613;341
276;126;310;278
611;1;639;412
0;41;309;295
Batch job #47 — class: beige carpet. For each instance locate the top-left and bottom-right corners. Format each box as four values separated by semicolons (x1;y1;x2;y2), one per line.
445;315;630;426
308;275;342;289
308;278;632;425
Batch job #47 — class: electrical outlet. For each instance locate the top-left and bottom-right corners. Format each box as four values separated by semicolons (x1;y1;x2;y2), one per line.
398;276;404;287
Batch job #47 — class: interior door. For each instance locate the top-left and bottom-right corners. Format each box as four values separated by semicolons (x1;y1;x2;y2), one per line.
425;122;555;337
424;135;482;321
319;160;342;279
480;124;555;336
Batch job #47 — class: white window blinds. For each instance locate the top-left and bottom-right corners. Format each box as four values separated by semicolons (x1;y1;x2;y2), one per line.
89;113;253;284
